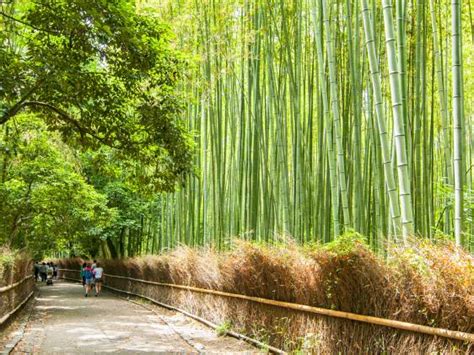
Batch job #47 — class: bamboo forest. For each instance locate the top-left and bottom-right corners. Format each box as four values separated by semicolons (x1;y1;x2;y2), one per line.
0;0;473;353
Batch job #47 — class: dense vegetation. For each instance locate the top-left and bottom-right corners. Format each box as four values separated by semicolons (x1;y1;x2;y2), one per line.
0;0;193;258
144;0;473;251
0;0;473;258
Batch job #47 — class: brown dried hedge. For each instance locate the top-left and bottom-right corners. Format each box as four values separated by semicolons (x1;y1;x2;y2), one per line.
58;236;473;353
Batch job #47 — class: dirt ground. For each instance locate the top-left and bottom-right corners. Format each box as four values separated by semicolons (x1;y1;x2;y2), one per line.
1;281;259;354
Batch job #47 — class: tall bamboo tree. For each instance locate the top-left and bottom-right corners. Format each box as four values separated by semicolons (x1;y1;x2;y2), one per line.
321;0;351;229
452;0;464;245
360;0;402;238
429;0;452;234
312;0;340;237
381;0;414;238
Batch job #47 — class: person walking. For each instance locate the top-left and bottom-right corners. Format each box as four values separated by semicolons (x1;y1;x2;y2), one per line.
46;262;54;285
52;264;58;279
90;260;97;290
40;262;47;282
83;263;94;297
80;262;87;287
47;263;53;278
34;262;40;282
92;262;104;297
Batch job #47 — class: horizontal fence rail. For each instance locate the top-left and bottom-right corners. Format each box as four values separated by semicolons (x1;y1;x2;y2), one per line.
58;268;474;343
0;275;35;327
0;291;34;326
0;275;34;294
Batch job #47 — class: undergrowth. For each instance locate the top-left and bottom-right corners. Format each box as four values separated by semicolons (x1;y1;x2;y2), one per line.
215;320;232;336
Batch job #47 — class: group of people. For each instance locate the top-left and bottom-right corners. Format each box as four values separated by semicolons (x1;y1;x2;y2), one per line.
34;262;58;282
33;259;104;296
80;260;104;297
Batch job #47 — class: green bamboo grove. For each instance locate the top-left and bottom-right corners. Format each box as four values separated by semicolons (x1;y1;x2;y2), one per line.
137;0;473;251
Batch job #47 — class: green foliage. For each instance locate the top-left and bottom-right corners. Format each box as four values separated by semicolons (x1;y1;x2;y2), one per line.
0;0;194;191
79;147;165;257
215;320;232;336
322;231;368;255
0;0;198;257
433;182;474;240
0;115;116;258
0;247;16;277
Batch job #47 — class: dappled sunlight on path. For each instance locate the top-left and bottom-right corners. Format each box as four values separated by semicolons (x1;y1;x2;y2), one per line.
11;281;257;354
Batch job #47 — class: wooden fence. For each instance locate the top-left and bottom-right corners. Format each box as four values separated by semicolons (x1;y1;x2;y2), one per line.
0;274;34;326
58;268;474;343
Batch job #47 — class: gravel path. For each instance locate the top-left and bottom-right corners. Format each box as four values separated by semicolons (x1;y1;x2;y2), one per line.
9;281;258;354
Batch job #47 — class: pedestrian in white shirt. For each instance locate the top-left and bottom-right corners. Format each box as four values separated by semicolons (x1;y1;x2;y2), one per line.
92;263;104;297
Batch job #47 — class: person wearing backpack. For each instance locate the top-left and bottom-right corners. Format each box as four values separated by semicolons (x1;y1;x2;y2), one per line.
80;262;87;287
83;263;94;297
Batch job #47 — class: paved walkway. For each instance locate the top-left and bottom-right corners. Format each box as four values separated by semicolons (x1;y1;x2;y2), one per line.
8;281;257;354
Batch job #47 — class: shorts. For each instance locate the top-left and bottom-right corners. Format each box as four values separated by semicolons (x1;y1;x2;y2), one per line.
95;278;103;283
85;278;94;285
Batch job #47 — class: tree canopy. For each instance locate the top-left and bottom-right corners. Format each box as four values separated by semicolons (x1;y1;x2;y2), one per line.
0;0;194;191
0;115;116;258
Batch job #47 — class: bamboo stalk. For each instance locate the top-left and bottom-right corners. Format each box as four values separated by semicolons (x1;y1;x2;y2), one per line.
321;0;352;229
360;0;402;238
381;0;415;239
312;0;340;237
452;0;464;245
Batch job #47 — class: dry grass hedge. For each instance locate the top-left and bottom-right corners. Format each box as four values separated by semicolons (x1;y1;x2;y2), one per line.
0;248;34;325
58;235;473;353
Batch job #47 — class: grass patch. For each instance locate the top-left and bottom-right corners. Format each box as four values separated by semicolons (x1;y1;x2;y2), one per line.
215;320;232;336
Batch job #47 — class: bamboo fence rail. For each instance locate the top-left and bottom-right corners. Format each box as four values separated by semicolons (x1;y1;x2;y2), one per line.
0;275;35;326
59;268;474;343
0;275;34;293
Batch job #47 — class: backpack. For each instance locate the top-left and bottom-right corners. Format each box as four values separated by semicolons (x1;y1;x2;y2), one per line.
83;268;93;279
46;279;53;285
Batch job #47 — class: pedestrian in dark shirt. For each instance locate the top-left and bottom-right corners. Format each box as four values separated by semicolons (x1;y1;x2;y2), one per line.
83;264;94;297
34;262;40;282
53;264;58;279
40;262;47;282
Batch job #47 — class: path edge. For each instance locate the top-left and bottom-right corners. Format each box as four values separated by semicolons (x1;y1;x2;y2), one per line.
1;290;37;355
62;276;285;354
